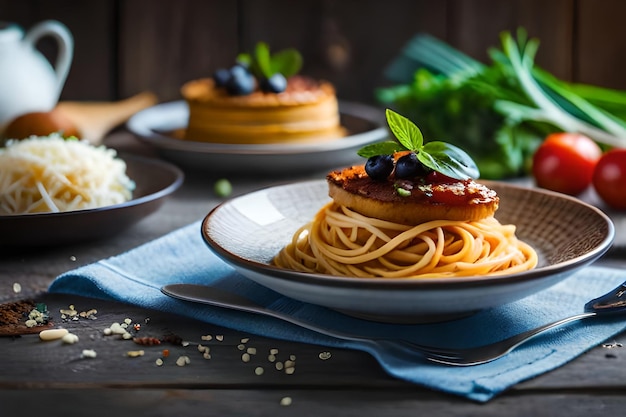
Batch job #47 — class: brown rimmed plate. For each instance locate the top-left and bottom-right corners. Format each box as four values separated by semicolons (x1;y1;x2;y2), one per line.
200;180;614;323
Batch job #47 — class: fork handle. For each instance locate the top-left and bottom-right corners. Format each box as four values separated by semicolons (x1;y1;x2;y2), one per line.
506;311;597;352
584;281;626;314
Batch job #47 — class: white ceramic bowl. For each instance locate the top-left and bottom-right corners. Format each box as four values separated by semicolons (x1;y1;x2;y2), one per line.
127;101;388;174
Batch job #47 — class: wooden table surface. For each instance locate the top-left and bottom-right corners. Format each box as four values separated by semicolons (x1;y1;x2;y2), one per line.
2;132;626;416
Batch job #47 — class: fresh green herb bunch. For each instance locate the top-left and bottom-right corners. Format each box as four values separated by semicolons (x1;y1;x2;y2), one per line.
237;42;302;81
213;42;303;96
358;109;479;181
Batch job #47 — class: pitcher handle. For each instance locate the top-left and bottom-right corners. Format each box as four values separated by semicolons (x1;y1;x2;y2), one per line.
23;20;74;100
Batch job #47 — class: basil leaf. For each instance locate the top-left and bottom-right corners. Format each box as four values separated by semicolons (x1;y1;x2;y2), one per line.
236;53;252;68
418;141;480;179
357;141;405;158
271;49;303;77
385;109;423;150
254;42;272;78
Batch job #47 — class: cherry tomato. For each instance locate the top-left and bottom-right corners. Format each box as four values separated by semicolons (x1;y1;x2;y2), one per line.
532;133;602;195
592;148;626;210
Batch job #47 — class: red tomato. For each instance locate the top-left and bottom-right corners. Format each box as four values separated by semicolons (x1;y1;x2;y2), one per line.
532;133;602;195
592;148;626;210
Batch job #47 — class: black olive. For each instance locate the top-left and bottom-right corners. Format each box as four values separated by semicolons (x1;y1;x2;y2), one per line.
212;68;231;88
226;65;255;95
260;73;287;93
365;154;394;180
395;152;431;178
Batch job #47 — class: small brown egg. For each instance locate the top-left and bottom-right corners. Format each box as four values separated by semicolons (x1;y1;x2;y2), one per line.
3;107;81;140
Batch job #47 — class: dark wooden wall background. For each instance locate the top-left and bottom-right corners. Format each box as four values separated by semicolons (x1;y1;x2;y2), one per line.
2;0;626;105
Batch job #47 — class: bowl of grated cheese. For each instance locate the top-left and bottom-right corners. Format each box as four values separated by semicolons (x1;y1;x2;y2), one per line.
0;134;183;246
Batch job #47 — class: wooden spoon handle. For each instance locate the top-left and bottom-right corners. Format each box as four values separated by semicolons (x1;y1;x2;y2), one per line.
57;91;158;144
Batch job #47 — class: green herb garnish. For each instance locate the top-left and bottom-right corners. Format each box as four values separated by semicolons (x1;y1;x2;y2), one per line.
393;183;411;197
377;28;626;179
358;109;479;180
237;42;302;79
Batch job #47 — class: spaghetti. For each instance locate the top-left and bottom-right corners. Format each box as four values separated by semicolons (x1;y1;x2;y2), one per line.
273;202;538;278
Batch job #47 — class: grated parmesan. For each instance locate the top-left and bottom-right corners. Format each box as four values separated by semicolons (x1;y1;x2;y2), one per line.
0;134;135;214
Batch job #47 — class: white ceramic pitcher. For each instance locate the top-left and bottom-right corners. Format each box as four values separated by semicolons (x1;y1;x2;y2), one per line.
0;20;74;131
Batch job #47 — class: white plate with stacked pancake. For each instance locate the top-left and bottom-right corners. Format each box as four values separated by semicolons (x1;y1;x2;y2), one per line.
127;101;388;174
200;179;614;323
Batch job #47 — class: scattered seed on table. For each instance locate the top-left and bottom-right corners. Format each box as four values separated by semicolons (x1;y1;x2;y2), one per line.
285;367;295;375
107;322;126;335
213;178;232;197
268;354;276;363
270;348;279;355
201;335;212;341
280;397;292;406
275;362;284;371
81;349;97;359
62;333;79;344
237;344;246;351
12;283;21;293
246;347;257;355
127;350;145;358
176;356;190;366
155;358;164;366
319;351;332;360
242;353;251;363
215;335;224;342
39;328;69;341
254;366;264;375
240;337;250;343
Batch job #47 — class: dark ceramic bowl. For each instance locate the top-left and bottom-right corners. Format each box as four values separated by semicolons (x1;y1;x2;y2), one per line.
0;155;183;247
201;180;614;323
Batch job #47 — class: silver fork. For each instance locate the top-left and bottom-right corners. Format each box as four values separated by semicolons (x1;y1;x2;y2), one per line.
161;280;626;366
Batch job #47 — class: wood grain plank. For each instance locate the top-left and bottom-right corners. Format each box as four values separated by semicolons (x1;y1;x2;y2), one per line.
240;0;447;104
4;389;626;417
447;0;574;80
576;0;626;89
117;0;239;101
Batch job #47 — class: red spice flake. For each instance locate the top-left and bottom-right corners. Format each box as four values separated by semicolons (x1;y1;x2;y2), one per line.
133;323;141;331
162;349;170;358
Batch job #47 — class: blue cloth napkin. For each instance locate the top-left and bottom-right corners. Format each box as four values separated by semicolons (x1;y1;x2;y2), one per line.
49;220;626;402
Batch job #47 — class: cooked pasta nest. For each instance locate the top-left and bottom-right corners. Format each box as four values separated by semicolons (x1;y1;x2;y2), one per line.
274;202;538;278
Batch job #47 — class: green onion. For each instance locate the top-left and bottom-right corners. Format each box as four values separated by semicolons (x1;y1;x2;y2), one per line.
378;27;626;179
